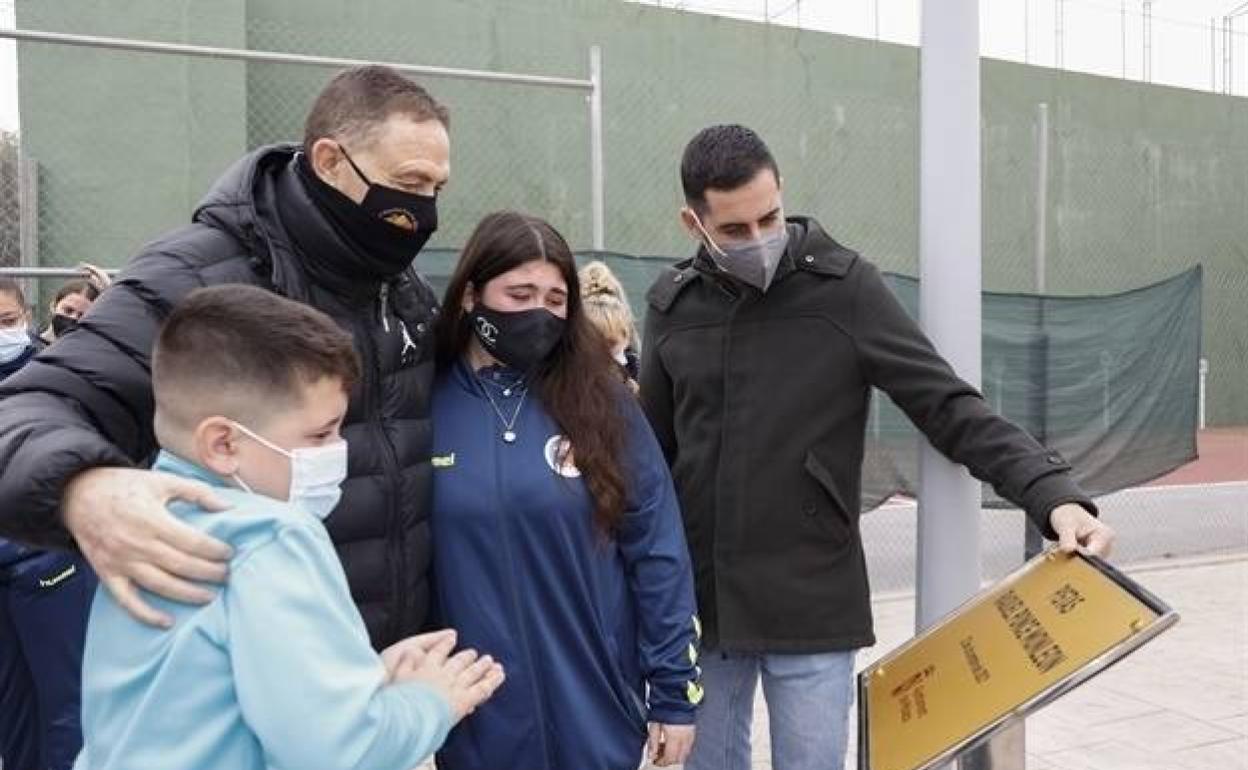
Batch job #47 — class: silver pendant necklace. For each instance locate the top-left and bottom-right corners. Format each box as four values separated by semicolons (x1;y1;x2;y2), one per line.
480;379;528;444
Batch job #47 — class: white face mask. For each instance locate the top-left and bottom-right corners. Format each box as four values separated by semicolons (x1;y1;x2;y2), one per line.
691;212;790;293
230;422;348;520
0;325;31;364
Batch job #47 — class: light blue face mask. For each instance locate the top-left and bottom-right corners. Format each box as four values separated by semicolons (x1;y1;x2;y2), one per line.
230;422;348;520
0;325;32;364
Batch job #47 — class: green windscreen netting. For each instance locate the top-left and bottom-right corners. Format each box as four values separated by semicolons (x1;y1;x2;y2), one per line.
861;266;1201;508
418;249;1201;509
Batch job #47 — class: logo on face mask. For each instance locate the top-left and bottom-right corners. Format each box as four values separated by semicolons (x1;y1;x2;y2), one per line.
474;316;500;346
469;304;566;373
299;145;437;280
380;208;418;232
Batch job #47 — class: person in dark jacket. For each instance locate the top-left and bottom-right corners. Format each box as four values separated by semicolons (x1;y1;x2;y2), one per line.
0;66;450;650
1;279;98;770
639;125;1115;770
430;212;702;769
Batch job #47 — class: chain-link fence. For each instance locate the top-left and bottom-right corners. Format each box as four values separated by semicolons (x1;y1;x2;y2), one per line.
0;2;1243;589
2;24;600;289
0;131;19;271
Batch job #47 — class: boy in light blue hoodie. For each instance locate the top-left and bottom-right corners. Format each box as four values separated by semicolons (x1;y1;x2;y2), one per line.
74;284;504;770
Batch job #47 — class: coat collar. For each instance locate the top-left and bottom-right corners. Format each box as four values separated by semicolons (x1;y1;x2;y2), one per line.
151;450;231;489
646;216;859;313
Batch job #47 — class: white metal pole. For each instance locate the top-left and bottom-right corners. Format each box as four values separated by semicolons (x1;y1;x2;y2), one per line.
918;4;1004;757
1225;19;1232;93
1026;102;1051;571
0;27;593;90
0;267;120;279
1122;2;1128;78
1143;2;1153;83
1199;358;1209;430
1230;17;1236;94
1226;3;1248;94
589;45;605;252
917;0;982;630
1025;0;1031;64
1035;103;1050;295
1055;0;1065;68
1213;18;1219;91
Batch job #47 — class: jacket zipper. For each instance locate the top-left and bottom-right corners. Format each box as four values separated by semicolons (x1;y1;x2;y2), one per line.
485;380;555;767
367;285;408;643
712;292;745;648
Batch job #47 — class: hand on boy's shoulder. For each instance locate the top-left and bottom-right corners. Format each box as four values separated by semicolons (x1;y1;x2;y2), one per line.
62;466;233;630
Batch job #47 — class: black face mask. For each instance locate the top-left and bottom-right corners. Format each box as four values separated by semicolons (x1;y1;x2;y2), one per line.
469;304;566;373
51;313;78;337
299;148;438;280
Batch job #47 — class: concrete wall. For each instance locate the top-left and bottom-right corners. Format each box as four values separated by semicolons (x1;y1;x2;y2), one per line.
17;0;247;269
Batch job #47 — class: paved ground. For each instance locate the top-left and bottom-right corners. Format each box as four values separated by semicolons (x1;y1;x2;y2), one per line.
860;481;1248;593
1149;428;1248;486
628;555;1248;770
845;555;1248;770
863;427;1248;593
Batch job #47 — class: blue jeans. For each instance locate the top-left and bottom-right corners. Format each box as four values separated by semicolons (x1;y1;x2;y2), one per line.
685;649;856;770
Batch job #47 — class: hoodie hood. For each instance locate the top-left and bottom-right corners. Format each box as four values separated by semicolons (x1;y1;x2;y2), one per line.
193;143;393;303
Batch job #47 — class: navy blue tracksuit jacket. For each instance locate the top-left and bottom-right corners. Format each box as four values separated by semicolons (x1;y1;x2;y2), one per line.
430;361;702;770
1;336;97;770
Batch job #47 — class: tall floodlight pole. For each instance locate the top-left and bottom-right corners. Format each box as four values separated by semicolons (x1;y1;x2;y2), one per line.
920;3;1030;767
916;0;982;650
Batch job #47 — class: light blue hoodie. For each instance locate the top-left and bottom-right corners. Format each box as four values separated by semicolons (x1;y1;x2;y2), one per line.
74;451;452;770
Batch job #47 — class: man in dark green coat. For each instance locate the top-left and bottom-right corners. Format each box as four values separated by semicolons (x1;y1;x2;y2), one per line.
639;124;1114;770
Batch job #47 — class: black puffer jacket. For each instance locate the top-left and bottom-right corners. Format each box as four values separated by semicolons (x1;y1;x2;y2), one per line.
0;145;439;649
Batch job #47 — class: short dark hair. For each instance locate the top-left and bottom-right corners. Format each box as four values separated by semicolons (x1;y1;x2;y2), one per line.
680;124;780;212
303;65;450;153
153;285;360;430
53;278;100;306
0;278;26;307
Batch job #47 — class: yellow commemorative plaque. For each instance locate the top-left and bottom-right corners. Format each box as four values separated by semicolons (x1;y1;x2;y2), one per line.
858;550;1179;770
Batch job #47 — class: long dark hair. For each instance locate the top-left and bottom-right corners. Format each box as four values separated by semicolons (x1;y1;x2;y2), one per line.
437;211;628;535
